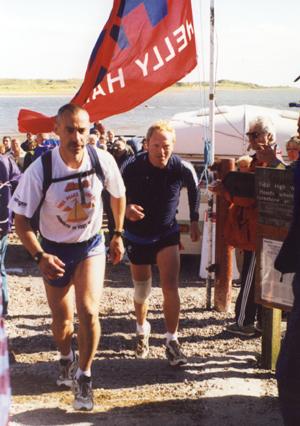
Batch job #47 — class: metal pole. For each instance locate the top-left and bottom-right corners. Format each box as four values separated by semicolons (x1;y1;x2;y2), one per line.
209;0;215;164
206;0;215;309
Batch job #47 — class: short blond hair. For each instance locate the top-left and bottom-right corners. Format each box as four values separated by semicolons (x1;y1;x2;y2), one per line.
236;155;252;167
146;120;176;142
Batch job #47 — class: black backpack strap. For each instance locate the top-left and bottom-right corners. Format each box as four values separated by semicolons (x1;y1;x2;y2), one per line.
86;144;105;186
30;150;53;233
41;150;53;196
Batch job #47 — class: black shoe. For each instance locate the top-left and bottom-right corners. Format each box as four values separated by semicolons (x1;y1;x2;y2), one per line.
56;350;78;387
72;375;94;411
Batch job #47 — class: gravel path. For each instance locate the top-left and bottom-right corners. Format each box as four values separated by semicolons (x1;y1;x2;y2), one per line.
5;240;283;426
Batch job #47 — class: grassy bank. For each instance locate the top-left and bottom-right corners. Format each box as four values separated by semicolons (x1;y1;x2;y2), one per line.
0;79;82;95
0;79;292;95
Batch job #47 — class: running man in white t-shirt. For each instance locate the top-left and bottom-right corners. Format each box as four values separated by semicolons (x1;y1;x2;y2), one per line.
9;104;126;411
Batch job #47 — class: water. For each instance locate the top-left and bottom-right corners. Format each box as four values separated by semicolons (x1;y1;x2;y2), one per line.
1;87;299;137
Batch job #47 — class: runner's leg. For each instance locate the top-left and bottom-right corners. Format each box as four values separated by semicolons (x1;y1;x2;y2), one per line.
73;254;105;372
44;281;74;356
130;264;151;326
156;245;180;334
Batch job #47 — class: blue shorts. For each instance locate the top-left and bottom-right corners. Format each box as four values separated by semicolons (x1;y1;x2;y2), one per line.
124;231;180;265
41;233;105;287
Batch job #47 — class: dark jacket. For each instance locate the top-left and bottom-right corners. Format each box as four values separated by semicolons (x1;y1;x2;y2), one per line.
0;155;21;238
122;152;200;238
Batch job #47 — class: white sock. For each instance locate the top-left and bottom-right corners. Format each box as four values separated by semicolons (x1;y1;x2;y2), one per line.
59;350;74;362
136;320;151;335
75;368;91;380
165;332;178;343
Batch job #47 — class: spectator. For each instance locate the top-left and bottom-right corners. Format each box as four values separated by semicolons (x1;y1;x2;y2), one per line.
21;132;35;152
23;139;37;172
276;113;300;425
112;137;134;168
87;134;98;146
211;116;285;337
10;138;25;171
286;136;300;165
98;135;108;150
33;133;58;160
2;137;11;155
236;155;252;172
106;130;115;152
0;143;21;316
93;121;106;136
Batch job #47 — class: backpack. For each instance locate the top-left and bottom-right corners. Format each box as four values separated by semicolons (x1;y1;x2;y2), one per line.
30;144;105;232
224;203;257;251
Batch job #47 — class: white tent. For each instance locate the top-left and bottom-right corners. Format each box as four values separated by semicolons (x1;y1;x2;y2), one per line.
171;104;299;158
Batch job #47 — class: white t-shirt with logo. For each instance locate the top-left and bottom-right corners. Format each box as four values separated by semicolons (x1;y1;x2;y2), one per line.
9;146;125;243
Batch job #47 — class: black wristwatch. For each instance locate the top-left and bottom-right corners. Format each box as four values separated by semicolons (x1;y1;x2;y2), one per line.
33;251;45;264
113;230;124;237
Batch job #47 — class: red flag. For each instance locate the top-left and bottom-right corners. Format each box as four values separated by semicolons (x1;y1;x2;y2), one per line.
18;0;197;133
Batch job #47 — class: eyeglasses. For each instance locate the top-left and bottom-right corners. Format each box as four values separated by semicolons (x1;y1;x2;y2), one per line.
246;131;263;139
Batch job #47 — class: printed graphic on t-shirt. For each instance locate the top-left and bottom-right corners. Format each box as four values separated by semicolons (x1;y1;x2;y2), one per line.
56;178;96;227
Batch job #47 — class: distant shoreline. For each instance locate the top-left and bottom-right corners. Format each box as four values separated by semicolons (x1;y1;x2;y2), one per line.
0;79;297;96
0;87;298;97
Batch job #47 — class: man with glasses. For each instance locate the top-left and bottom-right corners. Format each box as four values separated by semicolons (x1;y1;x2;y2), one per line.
226;116;285;336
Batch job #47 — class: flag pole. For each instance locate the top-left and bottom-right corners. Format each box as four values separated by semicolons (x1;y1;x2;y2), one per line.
205;0;215;309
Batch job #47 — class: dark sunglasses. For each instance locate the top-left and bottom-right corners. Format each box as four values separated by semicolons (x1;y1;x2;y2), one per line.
246;131;262;139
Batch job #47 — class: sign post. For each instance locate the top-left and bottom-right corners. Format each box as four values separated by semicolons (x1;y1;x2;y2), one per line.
255;167;294;369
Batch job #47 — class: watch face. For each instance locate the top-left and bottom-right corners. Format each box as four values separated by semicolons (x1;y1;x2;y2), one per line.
34;252;43;263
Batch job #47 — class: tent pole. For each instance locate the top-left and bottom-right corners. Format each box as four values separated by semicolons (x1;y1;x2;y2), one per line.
206;0;215;309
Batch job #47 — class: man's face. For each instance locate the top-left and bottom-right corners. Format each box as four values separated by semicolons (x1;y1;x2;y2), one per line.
11;138;20;156
107;130;114;142
3;137;11;151
246;126;270;151
113;139;126;155
55;110;90;158
147;129;174;168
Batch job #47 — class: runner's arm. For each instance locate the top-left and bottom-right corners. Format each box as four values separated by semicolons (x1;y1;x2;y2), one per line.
14;214;65;280
182;161;201;241
109;195;126;264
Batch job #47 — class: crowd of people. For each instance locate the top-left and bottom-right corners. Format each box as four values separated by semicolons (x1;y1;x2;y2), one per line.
0;105;300;424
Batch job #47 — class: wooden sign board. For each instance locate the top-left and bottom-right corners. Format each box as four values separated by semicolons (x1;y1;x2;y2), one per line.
255;167;294;228
255;167;294;310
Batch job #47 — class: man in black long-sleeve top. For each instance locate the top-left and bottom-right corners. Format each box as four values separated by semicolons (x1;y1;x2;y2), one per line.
121;121;200;366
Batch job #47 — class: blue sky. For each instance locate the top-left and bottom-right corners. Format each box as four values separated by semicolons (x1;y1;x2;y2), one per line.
1;0;299;86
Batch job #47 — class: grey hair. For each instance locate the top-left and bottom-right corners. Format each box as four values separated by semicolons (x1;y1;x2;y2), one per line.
248;116;276;142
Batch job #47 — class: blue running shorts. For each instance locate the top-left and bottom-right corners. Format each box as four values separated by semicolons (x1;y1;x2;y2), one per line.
41;233;105;287
124;231;180;265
